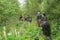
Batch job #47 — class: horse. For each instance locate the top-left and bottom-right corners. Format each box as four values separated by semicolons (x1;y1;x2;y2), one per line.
25;15;32;23
19;15;24;21
37;13;52;40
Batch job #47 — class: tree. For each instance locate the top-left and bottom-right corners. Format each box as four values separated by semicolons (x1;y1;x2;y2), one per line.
0;0;20;26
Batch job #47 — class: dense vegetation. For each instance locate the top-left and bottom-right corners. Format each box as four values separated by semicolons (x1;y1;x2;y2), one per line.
0;0;60;40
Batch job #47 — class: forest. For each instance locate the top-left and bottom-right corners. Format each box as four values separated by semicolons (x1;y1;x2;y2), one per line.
0;0;60;40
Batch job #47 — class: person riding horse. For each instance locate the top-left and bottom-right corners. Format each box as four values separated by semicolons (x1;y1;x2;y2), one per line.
37;12;52;40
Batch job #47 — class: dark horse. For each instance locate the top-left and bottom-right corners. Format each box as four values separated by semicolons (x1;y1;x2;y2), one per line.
37;13;52;40
25;15;32;23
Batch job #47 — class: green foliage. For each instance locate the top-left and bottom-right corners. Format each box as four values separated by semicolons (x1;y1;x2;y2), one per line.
0;0;60;40
40;0;60;14
0;0;20;26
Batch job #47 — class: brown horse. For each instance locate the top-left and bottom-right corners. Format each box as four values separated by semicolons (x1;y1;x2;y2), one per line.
19;15;24;21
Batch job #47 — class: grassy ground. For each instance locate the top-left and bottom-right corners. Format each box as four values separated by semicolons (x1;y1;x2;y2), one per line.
0;15;60;40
